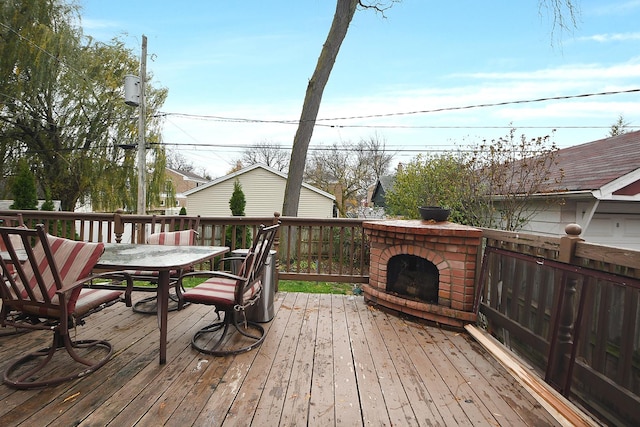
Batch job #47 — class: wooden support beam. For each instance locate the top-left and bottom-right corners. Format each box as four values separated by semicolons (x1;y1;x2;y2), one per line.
465;324;601;427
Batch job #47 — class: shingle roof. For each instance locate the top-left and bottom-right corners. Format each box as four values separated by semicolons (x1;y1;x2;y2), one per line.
547;130;640;192
166;167;209;184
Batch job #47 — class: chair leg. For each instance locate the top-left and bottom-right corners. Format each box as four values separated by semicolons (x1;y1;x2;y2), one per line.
132;277;190;314
132;289;185;314
3;330;113;389
191;310;265;356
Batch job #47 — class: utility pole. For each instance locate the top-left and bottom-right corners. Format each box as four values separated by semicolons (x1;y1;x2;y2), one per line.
136;35;147;215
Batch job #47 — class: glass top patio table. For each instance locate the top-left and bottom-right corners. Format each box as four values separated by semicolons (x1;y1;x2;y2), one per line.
96;243;229;364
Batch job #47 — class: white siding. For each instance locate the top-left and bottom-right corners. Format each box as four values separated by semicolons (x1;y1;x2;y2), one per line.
186;166;334;218
519;201;566;235
582;201;640;250
494;197;640;250
491;198;567;235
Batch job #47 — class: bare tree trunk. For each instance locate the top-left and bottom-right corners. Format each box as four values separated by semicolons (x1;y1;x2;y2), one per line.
282;0;358;217
282;0;576;218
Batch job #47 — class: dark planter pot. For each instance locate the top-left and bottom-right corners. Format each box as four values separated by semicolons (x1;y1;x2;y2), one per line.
418;206;450;222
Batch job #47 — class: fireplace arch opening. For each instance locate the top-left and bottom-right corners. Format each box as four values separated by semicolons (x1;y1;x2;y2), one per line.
386;254;438;303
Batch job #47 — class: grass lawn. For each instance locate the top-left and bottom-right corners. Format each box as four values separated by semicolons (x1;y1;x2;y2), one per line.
278;280;355;294
180;277;356;295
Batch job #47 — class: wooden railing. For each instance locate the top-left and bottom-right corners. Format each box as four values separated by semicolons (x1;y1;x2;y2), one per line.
2;210;370;284
478;225;640;426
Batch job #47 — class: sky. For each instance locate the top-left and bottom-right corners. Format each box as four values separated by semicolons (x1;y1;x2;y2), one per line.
79;0;640;179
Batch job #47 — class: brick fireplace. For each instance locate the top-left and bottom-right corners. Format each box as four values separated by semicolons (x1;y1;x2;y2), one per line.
362;219;482;328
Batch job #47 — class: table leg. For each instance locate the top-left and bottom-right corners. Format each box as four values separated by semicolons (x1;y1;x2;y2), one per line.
157;270;169;364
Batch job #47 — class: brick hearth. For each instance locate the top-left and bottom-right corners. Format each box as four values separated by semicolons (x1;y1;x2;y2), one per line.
362;220;482;328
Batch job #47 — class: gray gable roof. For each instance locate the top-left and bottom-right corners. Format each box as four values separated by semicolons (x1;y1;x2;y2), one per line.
183;163;335;200
546;130;640;193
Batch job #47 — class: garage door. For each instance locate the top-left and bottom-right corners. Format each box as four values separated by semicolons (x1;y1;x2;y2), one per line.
584;214;640;250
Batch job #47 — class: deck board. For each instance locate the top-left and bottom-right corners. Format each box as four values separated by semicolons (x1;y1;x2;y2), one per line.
0;292;565;426
308;293;336;425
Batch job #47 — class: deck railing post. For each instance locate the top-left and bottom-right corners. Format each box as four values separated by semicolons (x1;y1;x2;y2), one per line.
114;209;124;243
547;223;583;393
272;212;281;290
558;223;583;264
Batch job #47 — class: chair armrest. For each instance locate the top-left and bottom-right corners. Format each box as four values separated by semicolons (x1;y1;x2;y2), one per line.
70;271;134;307
181;270;244;282
90;270;134;283
215;255;247;271
56;275;100;296
217;256;246;262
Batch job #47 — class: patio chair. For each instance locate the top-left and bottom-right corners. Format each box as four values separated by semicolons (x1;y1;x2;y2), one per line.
149;214;200;235
181;222;280;356
0;214;27;336
0;213;24;228
130;225;199;314
0;225;128;389
0;213;26;257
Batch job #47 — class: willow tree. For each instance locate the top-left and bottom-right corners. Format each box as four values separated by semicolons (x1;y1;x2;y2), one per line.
282;0;578;217
0;0;168;211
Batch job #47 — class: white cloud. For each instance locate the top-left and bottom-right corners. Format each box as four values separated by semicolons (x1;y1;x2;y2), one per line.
577;32;640;42
590;1;640;16
80;17;121;31
455;61;640;81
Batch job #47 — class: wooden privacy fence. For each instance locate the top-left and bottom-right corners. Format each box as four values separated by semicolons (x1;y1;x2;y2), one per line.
478;224;640;426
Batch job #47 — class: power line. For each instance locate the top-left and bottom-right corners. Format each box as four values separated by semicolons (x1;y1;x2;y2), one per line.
317;88;640;121
4;22;637;132
159;87;640;126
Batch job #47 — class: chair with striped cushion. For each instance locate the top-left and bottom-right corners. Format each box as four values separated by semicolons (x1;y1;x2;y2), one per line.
0;214;27;337
0;225;126;389
0;213;25;252
0;213;25;269
130;228;199;314
0;213;24;228
181;222;280;356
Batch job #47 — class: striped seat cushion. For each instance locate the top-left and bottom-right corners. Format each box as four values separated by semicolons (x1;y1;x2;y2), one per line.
74;288;123;317
182;277;261;307
0;233;24;252
147;230;196;246
0;226;26;276
126;230;196;278
19;288;122;319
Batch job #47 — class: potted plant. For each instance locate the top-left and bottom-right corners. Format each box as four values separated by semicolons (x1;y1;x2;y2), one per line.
418;205;450;222
418;190;451;221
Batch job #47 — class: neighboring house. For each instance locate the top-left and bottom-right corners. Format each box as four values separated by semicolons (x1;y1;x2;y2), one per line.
156;168;209;214
0;200;62;211
184;164;336;218
502;131;640;250
370;175;396;208
367;132;640;250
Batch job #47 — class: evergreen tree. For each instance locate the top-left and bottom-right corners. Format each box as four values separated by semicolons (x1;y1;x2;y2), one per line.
41;188;55;211
10;159;38;210
226;180;251;248
229;180;246;216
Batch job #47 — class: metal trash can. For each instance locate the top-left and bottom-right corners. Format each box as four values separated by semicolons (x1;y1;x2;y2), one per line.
231;248;277;323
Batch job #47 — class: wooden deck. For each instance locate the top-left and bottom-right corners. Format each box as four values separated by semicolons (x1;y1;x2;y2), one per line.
0;292;565;426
